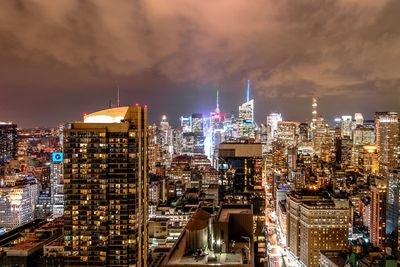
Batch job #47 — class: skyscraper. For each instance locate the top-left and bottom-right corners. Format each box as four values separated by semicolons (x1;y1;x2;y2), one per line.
287;192;350;267
207;88;225;164
266;113;283;140
370;177;387;249
375;112;399;175
341;115;353;138
180;116;191;133
63;105;148;266
386;170;400;252
192;113;205;155
276;121;299;148
158;115;174;167
354;113;364;126
238;80;255;139
311;98;317;131
0;122;17;164
0;180;36;231
181;113;205;156
50;153;64;219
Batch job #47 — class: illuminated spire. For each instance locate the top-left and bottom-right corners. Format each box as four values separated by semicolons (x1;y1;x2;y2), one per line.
216;86;220;112
311;98;317;129
246;80;250;102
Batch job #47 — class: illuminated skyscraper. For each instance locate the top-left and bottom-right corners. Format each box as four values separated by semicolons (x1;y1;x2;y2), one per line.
159;115;173;150
158;115;174;167
375;112;399;175
266;113;283;139
192;113;203;134
354;113;364;126
180;116;191;133
386;170;400;252
0;181;36;231
370;177;387;249
287;192;350;267
311;98;317;131
148;124;158;174
312;116;334;158
63;106;148;266
207;87;225;164
238;80;255;139
351;125;375;169
181;113;205;156
352;125;374;146
0;122;17;164
50;154;64;219
341;115;353;138
192;113;205;155
276;121;299;148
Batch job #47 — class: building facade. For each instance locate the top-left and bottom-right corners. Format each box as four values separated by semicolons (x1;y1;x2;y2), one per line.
63;106;148;266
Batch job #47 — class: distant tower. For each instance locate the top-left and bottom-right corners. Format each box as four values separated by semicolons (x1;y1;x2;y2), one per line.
311;98;317;129
216;87;220;113
238;80;255;139
246;80;250;102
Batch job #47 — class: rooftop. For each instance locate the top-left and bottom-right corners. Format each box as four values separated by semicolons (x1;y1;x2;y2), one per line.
217;205;252;222
82;105;146;124
162;206;254;266
83;106;129;123
163;230;251;266
320;250;348;267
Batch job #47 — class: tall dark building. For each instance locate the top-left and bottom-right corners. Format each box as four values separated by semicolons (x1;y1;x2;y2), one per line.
63;106;148;267
386;170;400;252
0;122;17;163
218;142;265;265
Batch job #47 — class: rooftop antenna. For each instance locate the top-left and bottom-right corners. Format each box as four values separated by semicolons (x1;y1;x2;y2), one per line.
246;80;250;102
117;86;120;107
216;86;220;112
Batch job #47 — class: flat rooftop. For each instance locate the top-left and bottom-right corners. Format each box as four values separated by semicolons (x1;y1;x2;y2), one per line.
164;230;251;266
320;250;348;267
45;236;64;247
217;205;252;222
162;206;254;266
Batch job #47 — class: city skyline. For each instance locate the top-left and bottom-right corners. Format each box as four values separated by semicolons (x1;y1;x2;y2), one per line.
1;0;400;127
1;1;400;267
1;87;398;128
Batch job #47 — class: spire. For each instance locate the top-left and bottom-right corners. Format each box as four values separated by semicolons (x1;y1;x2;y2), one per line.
216;86;220;112
246;80;250;102
117;86;120;107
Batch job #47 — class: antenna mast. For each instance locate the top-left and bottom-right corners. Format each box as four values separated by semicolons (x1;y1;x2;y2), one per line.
117;86;120;107
246;80;250;102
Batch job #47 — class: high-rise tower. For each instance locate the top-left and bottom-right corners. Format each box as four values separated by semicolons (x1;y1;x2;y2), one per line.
239;80;255;139
63;105;148;266
0;122;17;164
311;98;317;130
206;87;225;164
375;112;399;175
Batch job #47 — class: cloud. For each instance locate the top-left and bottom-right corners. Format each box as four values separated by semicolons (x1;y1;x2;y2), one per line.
0;0;399;126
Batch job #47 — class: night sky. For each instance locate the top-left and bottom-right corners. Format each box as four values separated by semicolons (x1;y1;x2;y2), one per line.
0;0;399;128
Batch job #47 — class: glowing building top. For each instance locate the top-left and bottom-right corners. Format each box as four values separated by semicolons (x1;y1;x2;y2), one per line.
83;106;129;123
311;98;317;129
239;80;255;138
267;113;283;139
